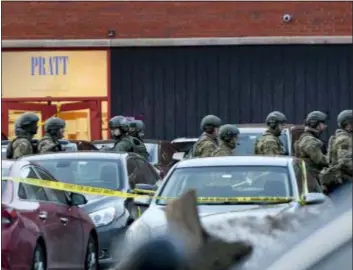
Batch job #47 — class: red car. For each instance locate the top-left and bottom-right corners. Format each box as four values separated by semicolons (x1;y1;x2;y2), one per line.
1;160;99;270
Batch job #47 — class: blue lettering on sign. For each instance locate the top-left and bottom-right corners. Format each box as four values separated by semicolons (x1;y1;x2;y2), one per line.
31;56;69;76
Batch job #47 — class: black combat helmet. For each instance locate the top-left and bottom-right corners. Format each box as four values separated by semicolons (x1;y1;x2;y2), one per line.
15;112;39;134
219;124;240;141
45;117;66;134
200;115;222;131
265;111;287;128
135;120;145;131
337;110;353;128
305;111;327;128
109;115;129;132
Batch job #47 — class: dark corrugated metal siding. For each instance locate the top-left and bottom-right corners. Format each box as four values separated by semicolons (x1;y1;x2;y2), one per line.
111;45;352;140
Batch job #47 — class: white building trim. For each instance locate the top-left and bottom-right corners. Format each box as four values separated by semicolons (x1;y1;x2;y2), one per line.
2;36;352;48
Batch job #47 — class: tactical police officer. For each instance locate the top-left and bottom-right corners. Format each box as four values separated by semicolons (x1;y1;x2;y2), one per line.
212;124;240;157
294;111;329;184
109;116;135;152
254;111;287;156
128;119;149;159
322;110;353;192
37;117;66;153
6;112;39;159
129;120;145;141
189;115;222;158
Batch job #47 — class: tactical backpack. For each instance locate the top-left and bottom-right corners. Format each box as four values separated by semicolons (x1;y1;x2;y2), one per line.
6;137;37;159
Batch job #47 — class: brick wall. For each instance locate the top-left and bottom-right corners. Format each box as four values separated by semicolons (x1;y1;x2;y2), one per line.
2;1;352;39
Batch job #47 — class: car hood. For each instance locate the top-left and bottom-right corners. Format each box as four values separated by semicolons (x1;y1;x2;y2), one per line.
80;194;125;213
140;203;295;234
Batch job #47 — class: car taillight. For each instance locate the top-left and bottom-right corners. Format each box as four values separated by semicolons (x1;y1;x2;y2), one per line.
1;207;18;225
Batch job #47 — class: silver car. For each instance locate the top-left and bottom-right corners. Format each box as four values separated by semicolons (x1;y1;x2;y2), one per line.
125;156;331;252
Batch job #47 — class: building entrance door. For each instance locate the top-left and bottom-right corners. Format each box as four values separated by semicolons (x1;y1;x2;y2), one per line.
2;99;102;141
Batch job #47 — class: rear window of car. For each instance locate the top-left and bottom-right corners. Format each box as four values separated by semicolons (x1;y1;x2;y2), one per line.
32;159;124;190
233;132;289;156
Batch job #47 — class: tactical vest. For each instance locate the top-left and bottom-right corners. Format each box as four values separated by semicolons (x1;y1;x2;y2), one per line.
132;137;149;159
6;137;37;159
113;136;134;152
37;137;63;152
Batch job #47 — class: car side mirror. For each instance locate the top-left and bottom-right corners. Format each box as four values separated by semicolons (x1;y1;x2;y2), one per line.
172;152;185;161
303;192;326;205
133;196;152;207
70;193;87;206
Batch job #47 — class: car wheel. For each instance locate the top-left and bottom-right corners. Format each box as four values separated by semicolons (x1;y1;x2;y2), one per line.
31;243;46;270
84;235;98;270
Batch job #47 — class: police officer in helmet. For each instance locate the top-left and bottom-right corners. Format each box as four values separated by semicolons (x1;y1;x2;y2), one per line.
212;124;240;157
6;112;39;159
128;119;149;160
254;111;287;156
109;116;135;152
189;114;222;158
322;110;353;193
294;111;328;186
37;117;66;153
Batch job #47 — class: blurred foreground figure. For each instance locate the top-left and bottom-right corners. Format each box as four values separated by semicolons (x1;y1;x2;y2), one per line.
118;237;185;270
117;190;252;270
6;112;39;159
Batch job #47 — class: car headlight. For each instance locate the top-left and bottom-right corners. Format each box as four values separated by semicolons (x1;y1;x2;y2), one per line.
89;207;116;227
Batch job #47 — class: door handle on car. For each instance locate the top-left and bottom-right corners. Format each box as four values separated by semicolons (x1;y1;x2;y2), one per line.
38;212;47;220
60;217;69;225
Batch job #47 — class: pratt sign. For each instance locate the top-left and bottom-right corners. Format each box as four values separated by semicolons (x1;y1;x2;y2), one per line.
2;50;108;98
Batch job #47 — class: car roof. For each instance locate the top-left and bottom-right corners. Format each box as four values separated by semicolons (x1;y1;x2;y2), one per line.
19;151;130;161
175;156;294;168
171;137;198;143
1;160;15;169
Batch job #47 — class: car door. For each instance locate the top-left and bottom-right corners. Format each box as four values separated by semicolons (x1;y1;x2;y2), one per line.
33;166;85;269
17;165;64;269
135;157;161;185
126;157;140;190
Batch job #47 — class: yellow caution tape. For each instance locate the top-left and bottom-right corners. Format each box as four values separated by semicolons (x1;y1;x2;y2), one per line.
2;176;295;203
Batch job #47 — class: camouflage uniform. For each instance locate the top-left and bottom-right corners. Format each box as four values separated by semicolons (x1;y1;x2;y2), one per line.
294;111;329;185
254;111;287;156
108;116;135;153
193;133;219;158
330;129;352;174
212;124;240;157
322;110;353;192
190;115;222;158
38;117;66;154
128;120;149;160
6;112;39;159
254;130;284;156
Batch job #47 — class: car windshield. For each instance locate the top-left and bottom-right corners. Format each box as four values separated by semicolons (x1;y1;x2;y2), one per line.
33;158;123;190
157;166;292;205
145;143;158;164
234;132;288;155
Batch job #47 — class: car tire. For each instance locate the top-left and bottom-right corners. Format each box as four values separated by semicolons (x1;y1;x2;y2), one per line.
31;242;46;270
84;235;99;270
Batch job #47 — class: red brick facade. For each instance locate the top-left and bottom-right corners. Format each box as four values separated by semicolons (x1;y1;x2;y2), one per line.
2;1;352;40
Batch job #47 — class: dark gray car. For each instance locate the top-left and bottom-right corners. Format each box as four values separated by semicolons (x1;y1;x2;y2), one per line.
20;151;162;269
